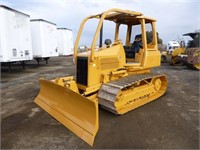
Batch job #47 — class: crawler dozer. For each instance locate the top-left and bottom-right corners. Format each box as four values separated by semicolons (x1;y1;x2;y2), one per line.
34;9;167;146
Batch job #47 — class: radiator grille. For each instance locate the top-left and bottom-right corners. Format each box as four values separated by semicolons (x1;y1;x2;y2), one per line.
76;57;88;86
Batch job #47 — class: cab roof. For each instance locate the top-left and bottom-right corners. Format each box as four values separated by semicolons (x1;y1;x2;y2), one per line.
89;9;156;25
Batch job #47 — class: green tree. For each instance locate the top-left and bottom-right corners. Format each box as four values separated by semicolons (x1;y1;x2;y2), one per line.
137;31;163;44
146;31;163;44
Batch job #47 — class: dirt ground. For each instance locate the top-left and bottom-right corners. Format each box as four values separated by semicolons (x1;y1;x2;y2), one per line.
1;56;199;149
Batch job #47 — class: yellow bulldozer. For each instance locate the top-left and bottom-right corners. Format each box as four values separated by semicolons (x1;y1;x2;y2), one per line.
34;9;167;146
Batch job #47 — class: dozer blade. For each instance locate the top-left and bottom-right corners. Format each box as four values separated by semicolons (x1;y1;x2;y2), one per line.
34;79;99;146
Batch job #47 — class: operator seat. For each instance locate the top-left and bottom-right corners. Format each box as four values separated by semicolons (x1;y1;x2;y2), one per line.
125;35;143;58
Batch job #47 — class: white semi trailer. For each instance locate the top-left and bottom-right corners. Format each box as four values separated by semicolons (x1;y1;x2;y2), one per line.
30;19;59;64
0;5;33;65
57;28;74;56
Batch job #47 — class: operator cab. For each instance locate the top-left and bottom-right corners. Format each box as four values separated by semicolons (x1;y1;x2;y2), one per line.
75;9;160;69
98;15;158;65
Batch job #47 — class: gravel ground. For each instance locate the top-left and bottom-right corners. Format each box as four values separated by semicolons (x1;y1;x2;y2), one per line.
1;56;199;149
